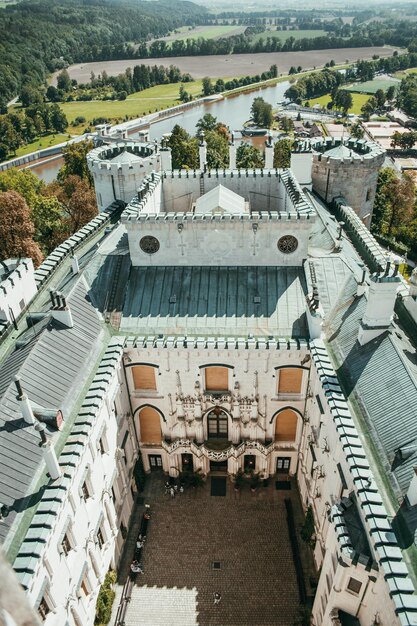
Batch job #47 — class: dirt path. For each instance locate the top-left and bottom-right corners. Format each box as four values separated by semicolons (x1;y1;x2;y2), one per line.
53;46;399;85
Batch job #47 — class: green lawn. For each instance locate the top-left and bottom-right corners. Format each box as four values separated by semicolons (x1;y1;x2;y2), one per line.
305;92;370;115
249;28;327;44
60;80;205;126
14;134;71;157
345;78;399;94
168;24;240;42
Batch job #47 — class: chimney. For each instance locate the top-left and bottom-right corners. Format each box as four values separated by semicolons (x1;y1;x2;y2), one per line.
71;255;80;275
50;290;74;329
357;267;367;297
34;422;61;480
410;267;417;297
229;134;237;170
264;137;274;169
358;265;401;345
199;132;207;171
13;375;35;425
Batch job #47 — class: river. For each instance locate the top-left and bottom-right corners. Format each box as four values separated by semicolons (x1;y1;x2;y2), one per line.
26;80;291;181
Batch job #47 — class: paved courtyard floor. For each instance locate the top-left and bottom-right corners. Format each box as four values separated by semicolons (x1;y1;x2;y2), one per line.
114;473;315;626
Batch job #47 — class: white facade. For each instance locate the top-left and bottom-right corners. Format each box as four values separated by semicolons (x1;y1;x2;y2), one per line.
0;258;37;328
14;340;138;626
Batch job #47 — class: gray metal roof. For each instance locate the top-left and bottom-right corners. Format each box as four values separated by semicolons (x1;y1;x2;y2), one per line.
0;279;104;549
120;265;308;338
327;283;417;497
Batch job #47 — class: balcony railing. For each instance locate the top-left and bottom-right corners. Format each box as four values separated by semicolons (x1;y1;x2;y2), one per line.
161;438;280;461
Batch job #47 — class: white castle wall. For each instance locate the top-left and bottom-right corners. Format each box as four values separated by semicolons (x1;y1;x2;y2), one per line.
87;142;162;211
0;259;37;324
310;138;385;225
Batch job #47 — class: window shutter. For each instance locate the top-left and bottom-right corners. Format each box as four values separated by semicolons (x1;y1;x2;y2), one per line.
278;368;303;394
205;367;228;391
132;365;156;390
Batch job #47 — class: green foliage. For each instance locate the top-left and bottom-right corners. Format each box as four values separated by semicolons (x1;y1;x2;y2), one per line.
133;451;147;493
350;121;364;139
233;469;245;489
360;95;378;120
205;129;229;169
0;168;43;207
300;505;315;548
179;468;205;488
196;113;218;134
332;89;353;114
168;124;199;170
250;97;273;128
94;570;116;626
58;140;94;186
236;143;263;169
273;139;292;168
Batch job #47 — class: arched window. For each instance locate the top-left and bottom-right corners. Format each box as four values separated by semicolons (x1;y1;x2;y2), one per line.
275;409;298;442
207;407;228;439
139;407;162;444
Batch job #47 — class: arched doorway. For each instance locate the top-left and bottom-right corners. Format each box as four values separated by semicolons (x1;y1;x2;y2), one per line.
138;406;162;445
274;408;298;442
207;407;228;440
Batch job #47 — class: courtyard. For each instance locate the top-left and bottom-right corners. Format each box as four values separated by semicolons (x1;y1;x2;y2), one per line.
113;473;315;626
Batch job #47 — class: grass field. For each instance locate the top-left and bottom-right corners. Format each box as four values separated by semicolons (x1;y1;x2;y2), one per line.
59;80;205;127
13;134;70;158
305;92;370;114
345;78;399;94
168;25;241;42
249;28;327;44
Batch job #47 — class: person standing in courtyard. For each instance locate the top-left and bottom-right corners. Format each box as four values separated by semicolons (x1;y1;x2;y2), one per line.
213;592;221;605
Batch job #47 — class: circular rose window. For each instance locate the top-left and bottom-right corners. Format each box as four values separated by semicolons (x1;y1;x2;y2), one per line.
140;235;160;254
277;235;298;254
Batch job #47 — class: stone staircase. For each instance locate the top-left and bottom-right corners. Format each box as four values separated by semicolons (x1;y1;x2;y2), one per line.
124;585;198;626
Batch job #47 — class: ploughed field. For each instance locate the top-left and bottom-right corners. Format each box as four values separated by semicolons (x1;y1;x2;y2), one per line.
56;46;398;84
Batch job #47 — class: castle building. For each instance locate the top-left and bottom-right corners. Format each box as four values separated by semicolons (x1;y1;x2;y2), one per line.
1;138;417;626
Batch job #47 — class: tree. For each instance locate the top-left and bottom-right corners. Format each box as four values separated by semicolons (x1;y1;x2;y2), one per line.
0;167;43;207
273;139;292;168
205;129;229;169
361;96;378;120
58;140;94;186
20;86;43;108
350;122;364;139
47;175;97;233
375;88;386;108
57;70;72;92
202;77;214;96
196;113;218;134
251;97;273;128
46;85;61;103
386;85;396;102
236;143;264;169
50;104;68;133
0;191;43;266
168;124;198;170
31;195;65;254
333;89;353;114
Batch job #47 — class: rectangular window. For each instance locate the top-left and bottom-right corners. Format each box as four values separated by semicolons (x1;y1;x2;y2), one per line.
347;577;362;595
81;578;90;597
205;367;229;392
97;527;104;550
278;368;303;394
61;533;72;556
132;365;156;390
316;394;325;415
82;481;90;500
38;596;51;620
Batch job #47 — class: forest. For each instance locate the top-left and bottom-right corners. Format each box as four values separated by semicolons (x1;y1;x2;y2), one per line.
0;0;206;105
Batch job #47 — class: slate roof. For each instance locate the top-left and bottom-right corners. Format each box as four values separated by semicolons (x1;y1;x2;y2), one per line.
0;279;104;549
326;280;417;497
109;149;142;165
120;265;308;338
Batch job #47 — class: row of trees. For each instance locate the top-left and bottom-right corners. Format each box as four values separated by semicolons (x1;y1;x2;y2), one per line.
0;141;97;265
167;114;293;171
48;64;194;104
397;74;417;119
0;103;68;161
285;68;347;103
201;65;278;96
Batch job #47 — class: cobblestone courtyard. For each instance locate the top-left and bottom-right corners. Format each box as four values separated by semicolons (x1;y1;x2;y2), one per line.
117;474;314;626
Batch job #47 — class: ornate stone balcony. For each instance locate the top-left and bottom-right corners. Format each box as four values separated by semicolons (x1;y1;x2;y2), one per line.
161;438;279;461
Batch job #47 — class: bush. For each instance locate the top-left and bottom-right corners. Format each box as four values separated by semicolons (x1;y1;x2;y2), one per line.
300;505;316;548
95;570;116;626
73;116;86;126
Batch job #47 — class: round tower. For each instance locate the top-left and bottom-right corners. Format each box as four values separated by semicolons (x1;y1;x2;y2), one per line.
87;141;167;212
310;137;385;226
